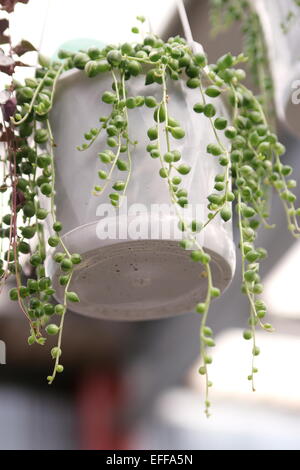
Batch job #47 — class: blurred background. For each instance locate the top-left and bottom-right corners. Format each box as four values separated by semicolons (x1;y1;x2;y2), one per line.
1;0;300;450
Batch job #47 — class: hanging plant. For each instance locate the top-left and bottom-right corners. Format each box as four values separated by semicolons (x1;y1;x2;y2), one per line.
210;0;300;132
1;13;300;416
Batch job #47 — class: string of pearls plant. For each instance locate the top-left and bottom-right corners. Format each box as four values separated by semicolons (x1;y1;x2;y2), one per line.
210;0;275;123
1;16;300;415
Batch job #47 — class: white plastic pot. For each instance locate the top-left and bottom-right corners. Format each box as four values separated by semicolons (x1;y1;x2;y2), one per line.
0;279;20;317
253;0;300;136
48;65;236;321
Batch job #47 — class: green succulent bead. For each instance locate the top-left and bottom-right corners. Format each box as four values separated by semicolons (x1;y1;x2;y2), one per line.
196;303;206;314
135;96;145;107
245;250;260;262
19;86;34;99
214;117;227;130
16;178;28;191
203;326;213;337
107;137;117;147
172;176;182;185
214;182;224;191
47;236;59;247
186;64;200;78
73;52;90;69
39;277;51;291
27;279;39;293
127;60;142;76
113;181;125;191
172;150;181;161
125;97;136;109
204;338;215;347
221;206;232;222
190;250;203;262
19;123;33;138
159;168;169;178
211;287;220;297
34;129;49;144
116;159;128;171
53;221;63;232
99;151;112;164
94;60;110;73
150;149;160;159
106;49;122;66
244;270;256;282
205;86;221;98
147;127;158;141
71;253;82;265
18;241;31;254
170;127;185;139
194;53;207;67
191;220;202;232
9;288;19;301
59;275;70;286
225;126;237;139
51;346;62;359
186;78;200;88
23;203;35;218
154;106;166;123
37;153;52;168
203;104;216;118
102;91;116;104
242;206;255;218
22;225;36;239
40;183;52;196
177;164;191;175
36;208;48;220
55;304;65;315
53;252;65;263
46;324;59;335
61;258;73;272
193;102;204;113
243;330;252;340
66;291;80;302
85;60;100;77
164;152;174;163
44;303;55;316
145;96;157;108
2;214;11;225
87;46;101;59
30;253;42;266
207;143;222;156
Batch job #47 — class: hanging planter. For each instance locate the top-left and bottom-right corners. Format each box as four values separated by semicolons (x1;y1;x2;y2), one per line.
1;10;300;415
46;65;235;321
252;0;300;136
210;0;300;136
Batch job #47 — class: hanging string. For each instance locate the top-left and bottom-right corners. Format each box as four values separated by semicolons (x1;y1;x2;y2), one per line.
176;0;204;54
147;16;153;34
176;0;194;45
38;0;51;53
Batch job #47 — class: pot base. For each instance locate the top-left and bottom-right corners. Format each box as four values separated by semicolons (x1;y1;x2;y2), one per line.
51;239;233;321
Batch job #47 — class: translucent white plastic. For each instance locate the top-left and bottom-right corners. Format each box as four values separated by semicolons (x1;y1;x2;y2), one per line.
47;65;236;320
254;0;300;136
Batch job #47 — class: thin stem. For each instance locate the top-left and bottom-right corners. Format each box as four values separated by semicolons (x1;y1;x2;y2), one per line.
48;273;73;384
11;71;51;126
159;69;214;416
119;72;132;204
